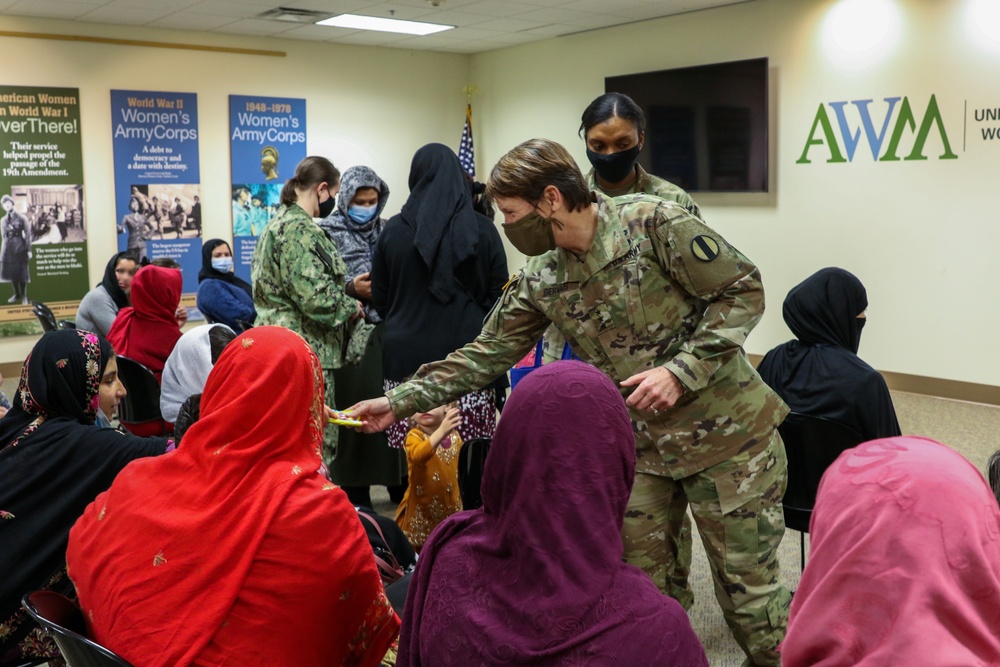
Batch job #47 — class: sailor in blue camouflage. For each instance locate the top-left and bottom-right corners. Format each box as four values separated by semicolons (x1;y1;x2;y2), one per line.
352;139;790;666
252;183;361;468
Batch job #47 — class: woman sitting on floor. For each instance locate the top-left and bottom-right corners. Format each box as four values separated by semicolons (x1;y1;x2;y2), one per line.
782;436;1000;666
757;267;901;440
67;326;399;667
0;329;169;665
396;360;708;667
107;263;183;381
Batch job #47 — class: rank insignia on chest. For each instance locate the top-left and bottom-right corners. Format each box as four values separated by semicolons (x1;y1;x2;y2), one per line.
690;235;720;262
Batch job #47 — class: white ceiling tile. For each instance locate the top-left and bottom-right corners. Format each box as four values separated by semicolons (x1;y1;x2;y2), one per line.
107;0;203;10
79;5;177;23
146;12;240;29
213;17;298;34
182;0;266;18
5;0;97;19
451;1;541;19
0;0;756;53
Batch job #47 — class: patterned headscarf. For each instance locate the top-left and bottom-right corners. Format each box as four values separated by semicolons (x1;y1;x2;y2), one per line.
1;329;111;451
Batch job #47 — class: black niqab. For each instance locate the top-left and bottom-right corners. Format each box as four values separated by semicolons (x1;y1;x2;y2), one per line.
757;267;901;441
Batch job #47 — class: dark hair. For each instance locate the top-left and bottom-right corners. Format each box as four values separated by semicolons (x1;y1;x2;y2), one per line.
208;325;237;364
486;139;593;213
988;449;1000;507
464;172;494;219
150;257;181;269
280;156;341;207
578;92;646;138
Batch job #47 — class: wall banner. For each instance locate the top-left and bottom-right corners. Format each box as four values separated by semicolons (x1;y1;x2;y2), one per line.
229;95;306;282
0;85;88;330
111;90;201;295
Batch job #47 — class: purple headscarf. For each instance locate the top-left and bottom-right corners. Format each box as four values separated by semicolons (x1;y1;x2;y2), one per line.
397;361;708;666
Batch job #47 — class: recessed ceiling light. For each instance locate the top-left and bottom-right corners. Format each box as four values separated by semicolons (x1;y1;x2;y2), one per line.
316;13;454;36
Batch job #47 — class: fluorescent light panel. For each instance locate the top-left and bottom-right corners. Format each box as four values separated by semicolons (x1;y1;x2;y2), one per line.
317;13;453;36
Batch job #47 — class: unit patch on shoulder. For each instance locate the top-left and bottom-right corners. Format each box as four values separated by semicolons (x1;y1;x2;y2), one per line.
690;235;720;262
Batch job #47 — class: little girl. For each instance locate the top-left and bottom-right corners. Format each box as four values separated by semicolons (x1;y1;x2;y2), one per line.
395;403;463;551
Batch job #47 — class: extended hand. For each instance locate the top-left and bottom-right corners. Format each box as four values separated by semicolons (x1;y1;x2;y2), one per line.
346;397;397;433
175;305;188;328
621;366;683;414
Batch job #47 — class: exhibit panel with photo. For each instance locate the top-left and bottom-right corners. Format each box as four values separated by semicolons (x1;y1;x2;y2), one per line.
111;89;202;294
229;95;306;282
0;85;89;330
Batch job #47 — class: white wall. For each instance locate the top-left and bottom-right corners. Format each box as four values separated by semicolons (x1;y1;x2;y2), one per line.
0;14;471;364
471;0;1000;387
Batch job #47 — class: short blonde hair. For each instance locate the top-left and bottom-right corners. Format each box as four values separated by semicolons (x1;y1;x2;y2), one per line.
486;139;593;212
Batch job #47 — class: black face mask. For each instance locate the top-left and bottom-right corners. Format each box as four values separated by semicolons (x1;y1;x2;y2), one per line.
317;192;336;219
587;144;641;184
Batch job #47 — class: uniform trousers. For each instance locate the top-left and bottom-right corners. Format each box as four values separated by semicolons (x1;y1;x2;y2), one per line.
622;429;791;667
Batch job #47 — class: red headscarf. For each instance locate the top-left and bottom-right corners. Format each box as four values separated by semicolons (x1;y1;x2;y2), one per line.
106;264;182;378
68;326;399;667
782;436;1000;666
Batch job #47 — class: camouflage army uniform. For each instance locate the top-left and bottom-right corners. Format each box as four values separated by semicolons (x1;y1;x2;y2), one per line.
388;193;791;666
251;203;359;467
587;163;702;217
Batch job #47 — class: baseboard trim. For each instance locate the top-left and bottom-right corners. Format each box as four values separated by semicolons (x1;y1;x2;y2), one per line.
747;354;1000;408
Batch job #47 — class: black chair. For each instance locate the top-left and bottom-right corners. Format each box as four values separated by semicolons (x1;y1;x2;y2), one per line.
778;412;864;570
31;301;75;332
458;438;491;510
21;591;135;667
114;355;167;436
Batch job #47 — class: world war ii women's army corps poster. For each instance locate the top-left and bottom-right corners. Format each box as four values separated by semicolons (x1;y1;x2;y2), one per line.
111;90;201;296
229;95;306;282
0;85;88;335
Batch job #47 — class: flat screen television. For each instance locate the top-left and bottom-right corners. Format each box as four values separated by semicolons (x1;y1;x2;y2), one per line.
606;57;769;193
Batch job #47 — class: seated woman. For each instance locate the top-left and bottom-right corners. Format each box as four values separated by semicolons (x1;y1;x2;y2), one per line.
160;324;236;427
0;329;169;665
196;239;255;331
757;267;901;440
107;263;183;381
67;326;400;667
397;361;707;667
74;250;139;337
782;436;1000;665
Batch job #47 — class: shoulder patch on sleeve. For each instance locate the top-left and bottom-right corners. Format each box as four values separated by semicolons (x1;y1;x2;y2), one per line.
690;235;720;262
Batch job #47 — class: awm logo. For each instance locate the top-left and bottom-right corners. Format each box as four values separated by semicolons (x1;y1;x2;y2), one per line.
797;95;958;164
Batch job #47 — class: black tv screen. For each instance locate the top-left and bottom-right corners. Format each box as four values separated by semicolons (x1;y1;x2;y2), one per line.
606;57;769;193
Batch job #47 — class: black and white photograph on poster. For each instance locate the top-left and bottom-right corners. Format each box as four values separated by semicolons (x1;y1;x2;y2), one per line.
8;185;86;245
121;184;201;259
1;192;33;305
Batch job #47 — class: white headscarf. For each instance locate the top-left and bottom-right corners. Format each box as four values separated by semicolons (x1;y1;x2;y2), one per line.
160;324;233;423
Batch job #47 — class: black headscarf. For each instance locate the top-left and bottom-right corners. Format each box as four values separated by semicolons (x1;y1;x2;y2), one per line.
400;144;479;304
757;268;901;440
100;250;138;311
0;330;166;661
198;239;252;298
782;267;867;353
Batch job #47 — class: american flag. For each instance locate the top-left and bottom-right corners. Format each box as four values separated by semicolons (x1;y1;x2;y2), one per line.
458;104;475;177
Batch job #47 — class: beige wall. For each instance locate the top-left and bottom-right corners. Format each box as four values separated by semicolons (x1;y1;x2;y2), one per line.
3;0;999;390
471;0;1000;388
0;14;471;364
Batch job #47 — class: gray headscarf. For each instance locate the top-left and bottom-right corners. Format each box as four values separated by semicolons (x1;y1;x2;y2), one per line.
318;166;389;323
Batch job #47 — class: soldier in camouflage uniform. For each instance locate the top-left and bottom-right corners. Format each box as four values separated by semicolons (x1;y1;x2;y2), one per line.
350;139;791;666
251;156;362;468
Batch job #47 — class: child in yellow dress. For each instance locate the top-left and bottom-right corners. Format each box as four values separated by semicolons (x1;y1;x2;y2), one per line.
395;403;463;551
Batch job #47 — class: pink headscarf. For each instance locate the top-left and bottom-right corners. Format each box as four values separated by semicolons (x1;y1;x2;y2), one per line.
782;436;1000;666
397;361;707;667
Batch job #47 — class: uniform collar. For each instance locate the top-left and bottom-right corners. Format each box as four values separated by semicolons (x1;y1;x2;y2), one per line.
563;194;636;282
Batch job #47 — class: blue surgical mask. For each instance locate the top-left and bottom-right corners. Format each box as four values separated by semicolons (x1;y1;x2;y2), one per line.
212;257;234;273
95;409;114;429
347;204;378;225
